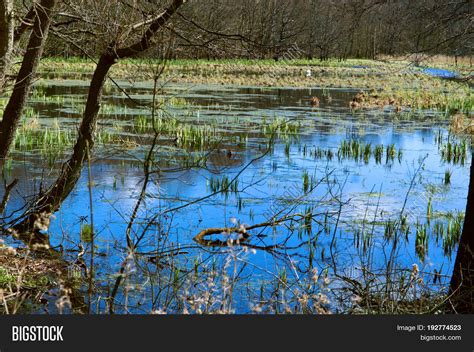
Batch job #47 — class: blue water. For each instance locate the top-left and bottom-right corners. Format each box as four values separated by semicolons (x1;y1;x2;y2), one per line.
2;82;471;313
422;67;459;79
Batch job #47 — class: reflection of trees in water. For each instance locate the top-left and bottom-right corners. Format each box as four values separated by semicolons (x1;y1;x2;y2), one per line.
0;0;473;314
2;146;473;313
1;130;473;312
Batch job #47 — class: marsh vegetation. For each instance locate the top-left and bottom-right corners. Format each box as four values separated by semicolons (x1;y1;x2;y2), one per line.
0;0;473;314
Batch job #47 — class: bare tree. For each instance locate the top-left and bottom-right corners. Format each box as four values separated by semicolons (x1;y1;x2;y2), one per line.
0;0;14;90
15;0;186;234
0;0;59;158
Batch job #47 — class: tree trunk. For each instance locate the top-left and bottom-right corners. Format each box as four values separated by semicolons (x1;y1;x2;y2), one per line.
14;0;186;233
0;0;58;159
21;51;116;222
0;0;14;90
13;6;36;45
449;156;474;313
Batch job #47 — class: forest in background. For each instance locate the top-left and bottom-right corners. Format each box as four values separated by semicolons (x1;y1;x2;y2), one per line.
17;0;474;61
0;0;473;315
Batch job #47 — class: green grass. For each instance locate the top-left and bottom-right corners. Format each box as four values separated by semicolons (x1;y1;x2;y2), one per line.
34;58;472;105
439;138;468;165
0;267;15;287
444;169;452;185
337;140;402;164
0;264;54;290
208;175;239;195
80;224;94;243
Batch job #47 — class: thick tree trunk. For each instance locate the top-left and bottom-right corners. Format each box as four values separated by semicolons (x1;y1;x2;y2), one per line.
449;156;474;313
15;0;186;233
0;0;14;90
14;51;116;235
26;52;115;216
0;0;58;159
13;6;36;45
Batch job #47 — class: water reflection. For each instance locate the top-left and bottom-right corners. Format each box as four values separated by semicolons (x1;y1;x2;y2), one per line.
1;81;471;313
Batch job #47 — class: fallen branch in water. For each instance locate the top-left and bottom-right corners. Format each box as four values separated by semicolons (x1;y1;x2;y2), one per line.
193;225;251;247
193;214;314;247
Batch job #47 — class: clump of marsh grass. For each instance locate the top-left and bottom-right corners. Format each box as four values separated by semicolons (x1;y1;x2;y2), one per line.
439;138;468;165
337;139;402;164
415;222;428;261
444;169;452;185
207;175;239;196
12;115;128;162
433;211;464;257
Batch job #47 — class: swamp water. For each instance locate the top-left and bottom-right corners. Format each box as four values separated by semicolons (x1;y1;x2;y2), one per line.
1;80;471;313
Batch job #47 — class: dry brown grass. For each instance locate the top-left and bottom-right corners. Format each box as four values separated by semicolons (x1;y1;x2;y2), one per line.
0;245;66;313
451;113;474;134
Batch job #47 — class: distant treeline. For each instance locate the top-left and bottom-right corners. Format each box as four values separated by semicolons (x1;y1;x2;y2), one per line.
39;0;472;60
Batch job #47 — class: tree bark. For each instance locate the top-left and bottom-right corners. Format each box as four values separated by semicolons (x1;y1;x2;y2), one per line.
13;6;36;45
0;0;14;90
22;51;116;220
449;155;474;313
15;0;186;232
0;0;58;159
